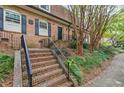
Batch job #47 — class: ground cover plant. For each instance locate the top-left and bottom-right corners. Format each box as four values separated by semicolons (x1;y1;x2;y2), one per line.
0;53;14;81
65;46;123;84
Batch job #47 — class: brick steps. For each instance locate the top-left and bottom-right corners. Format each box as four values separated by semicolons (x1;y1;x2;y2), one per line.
22;59;57;70
21;48;73;87
22;55;55;63
22;52;53;58
36;74;67;87
23;64;60;79
21;48;51;54
23;69;63;86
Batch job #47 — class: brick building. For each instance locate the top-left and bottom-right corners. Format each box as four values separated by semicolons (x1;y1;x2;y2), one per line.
0;5;90;49
0;5;75;49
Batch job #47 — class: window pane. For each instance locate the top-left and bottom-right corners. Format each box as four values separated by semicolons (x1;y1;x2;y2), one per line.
40;5;49;11
5;10;20;24
28;19;33;25
39;22;47;29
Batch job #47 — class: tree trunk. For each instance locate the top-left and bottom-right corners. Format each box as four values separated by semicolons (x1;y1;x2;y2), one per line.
77;37;83;56
77;29;83;56
89;43;94;53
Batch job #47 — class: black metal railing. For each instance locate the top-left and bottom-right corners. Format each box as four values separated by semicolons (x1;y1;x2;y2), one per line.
48;37;71;80
21;34;32;87
48;37;66;58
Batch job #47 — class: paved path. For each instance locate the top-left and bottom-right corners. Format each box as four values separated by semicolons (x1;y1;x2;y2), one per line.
86;53;124;87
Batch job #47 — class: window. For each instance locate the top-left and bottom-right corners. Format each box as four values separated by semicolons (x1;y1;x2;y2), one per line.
5;10;21;24
39;20;48;36
39;21;47;30
39;5;50;12
28;19;33;25
4;9;21;32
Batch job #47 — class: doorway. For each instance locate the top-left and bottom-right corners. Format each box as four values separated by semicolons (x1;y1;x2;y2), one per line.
58;27;63;40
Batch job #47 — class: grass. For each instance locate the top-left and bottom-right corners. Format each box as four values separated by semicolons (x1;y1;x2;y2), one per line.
65;46;122;84
0;53;14;81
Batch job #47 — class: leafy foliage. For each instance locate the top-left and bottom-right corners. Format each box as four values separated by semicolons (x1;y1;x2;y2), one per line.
65;57;83;84
64;46;120;84
104;7;124;47
0;54;14;81
69;36;77;49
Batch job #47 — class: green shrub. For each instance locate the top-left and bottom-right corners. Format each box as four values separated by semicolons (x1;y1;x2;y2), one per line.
98;46;121;55
82;48;114;71
0;54;14;81
102;42;112;46
64;46;118;84
65;57;83;84
64;47;114;83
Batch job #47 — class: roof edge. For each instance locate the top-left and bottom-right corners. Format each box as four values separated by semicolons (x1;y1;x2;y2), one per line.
26;5;72;25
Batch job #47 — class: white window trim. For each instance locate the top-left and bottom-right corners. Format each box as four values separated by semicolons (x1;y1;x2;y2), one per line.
39;19;48;36
39;5;51;12
4;9;21;33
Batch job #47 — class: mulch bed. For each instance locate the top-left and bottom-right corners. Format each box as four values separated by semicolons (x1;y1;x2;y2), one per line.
83;58;112;85
0;73;13;87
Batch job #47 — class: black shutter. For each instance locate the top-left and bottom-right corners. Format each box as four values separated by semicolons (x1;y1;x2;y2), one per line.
21;15;27;34
35;19;39;35
0;8;3;31
48;23;51;37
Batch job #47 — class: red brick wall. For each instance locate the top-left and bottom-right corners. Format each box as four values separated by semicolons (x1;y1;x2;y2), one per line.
51;5;71;22
0;5;71;49
32;5;71;22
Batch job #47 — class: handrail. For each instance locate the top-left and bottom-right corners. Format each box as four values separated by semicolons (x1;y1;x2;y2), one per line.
21;34;32;87
48;37;66;60
48;37;70;79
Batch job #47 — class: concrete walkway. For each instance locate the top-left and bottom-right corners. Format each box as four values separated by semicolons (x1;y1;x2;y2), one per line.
86;53;124;87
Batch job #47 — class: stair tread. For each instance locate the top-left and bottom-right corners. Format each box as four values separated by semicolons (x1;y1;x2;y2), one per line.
36;74;67;87
22;55;55;62
32;69;62;80
21;48;50;51
22;52;52;56
23;64;59;76
29;55;54;59
23;69;63;86
22;59;57;71
22;59;56;65
28;48;51;51
21;48;73;87
23;59;57;66
23;55;54;60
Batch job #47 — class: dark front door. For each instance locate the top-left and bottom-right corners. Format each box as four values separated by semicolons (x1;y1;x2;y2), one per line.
48;23;51;37
58;27;62;40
